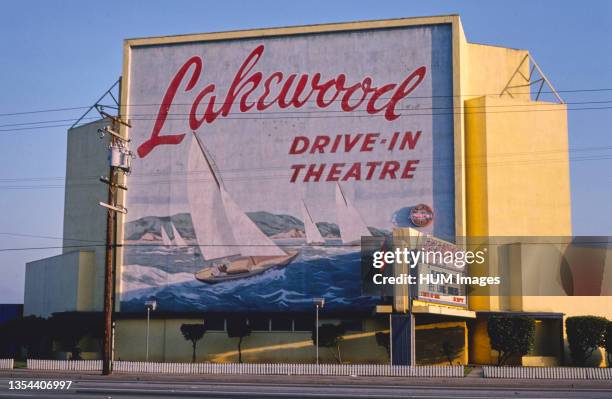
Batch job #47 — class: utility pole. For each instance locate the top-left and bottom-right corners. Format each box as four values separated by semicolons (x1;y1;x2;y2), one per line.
98;106;131;376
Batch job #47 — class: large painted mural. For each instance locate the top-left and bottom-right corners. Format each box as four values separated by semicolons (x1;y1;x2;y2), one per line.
120;24;455;312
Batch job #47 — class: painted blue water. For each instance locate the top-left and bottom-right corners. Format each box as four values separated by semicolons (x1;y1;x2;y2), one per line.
121;243;380;312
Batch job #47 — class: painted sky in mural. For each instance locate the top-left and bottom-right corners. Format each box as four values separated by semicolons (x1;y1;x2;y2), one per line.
120;24;455;312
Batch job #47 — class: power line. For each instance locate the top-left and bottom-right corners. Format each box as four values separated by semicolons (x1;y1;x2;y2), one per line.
1;154;611;191
1;240;610;253
0;232;104;244
4;100;612;130
0;117;100;129
1;141;612;185
0;106;90;117
1;105;612;133
1;87;612;117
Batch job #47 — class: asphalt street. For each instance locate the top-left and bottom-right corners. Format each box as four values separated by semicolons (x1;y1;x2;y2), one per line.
0;374;611;399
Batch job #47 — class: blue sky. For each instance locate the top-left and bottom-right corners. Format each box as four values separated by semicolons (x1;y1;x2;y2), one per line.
0;0;610;303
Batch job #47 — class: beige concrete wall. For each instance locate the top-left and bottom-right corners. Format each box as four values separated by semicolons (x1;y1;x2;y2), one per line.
24;120;109;317
115;318;390;364
24;250;96;317
62;119;110;311
76;251;96;311
24;252;80;317
114;317;469;365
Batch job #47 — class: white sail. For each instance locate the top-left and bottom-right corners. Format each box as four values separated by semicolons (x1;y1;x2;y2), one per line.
187;137;240;260
171;223;187;248
160;224;173;247
220;186;286;257
188;134;286;259
335;183;371;244
301;200;324;245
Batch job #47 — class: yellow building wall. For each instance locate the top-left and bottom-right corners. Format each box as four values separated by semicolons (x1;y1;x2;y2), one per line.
464;44;531;102
465;95;571;313
469;318;493;365
465;96;571;238
523;296;612;367
461;41;572;363
463;64;612;366
471;318;563;366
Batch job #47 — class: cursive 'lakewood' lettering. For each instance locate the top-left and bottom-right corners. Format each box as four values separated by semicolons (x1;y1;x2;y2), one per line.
137;44;426;158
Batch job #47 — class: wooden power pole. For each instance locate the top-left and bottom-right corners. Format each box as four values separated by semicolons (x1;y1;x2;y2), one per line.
98;108;131;375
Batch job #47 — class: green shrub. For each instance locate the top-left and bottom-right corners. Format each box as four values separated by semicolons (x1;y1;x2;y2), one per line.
566;316;608;366
487;316;536;365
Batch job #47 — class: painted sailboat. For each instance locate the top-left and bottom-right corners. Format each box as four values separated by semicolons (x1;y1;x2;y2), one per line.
160;222;188;249
300;200;325;245
171;223;187;247
160;224;173;247
188;133;298;284
335;183;372;244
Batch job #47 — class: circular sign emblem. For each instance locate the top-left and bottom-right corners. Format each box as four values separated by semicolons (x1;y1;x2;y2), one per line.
410;204;434;227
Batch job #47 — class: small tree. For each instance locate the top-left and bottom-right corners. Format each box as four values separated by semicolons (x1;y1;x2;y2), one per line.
566;316;608;366
604;322;612;368
312;323;346;363
226;317;251;363
441;341;462;366
487;316;536;366
375;331;390;358
180;323;207;363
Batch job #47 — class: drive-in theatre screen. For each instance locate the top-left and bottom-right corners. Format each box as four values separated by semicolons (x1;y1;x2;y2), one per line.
120;24;455;312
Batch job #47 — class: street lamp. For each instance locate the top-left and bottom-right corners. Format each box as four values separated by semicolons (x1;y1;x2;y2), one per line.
313;298;325;365
144;298;157;362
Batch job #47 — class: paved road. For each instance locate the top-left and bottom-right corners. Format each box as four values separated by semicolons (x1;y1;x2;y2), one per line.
0;376;611;399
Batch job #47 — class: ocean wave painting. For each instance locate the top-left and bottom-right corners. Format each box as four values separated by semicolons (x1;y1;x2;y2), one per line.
121;228;380;312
